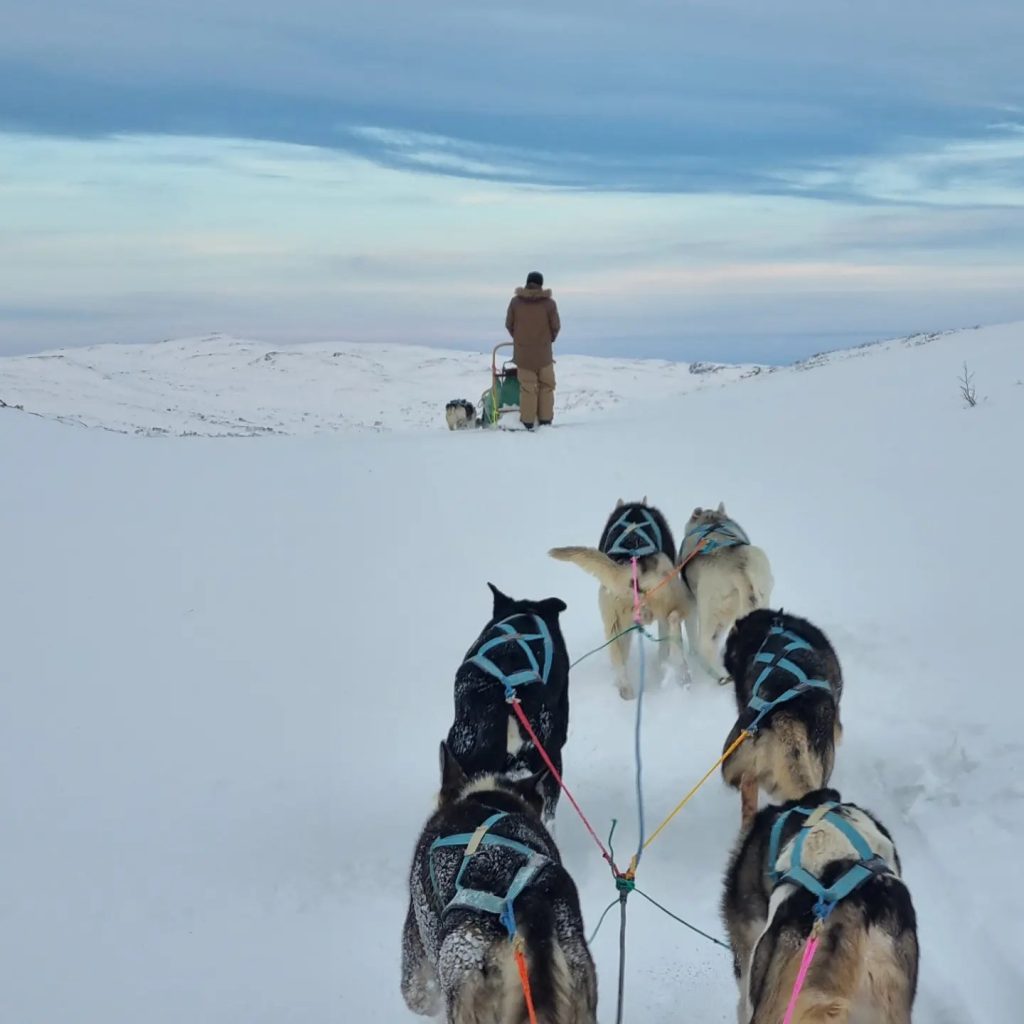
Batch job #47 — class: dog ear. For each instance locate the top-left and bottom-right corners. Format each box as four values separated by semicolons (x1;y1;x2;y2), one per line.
692;507;702;517
717;501;726;514
537;596;567;617
615;498;624;509
641;494;648;505
438;741;469;803
510;768;549;815
487;582;514;617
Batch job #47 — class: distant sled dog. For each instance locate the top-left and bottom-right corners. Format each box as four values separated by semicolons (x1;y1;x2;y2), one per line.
446;399;478;430
721;788;919;1024
679;503;773;682
445;583;570;826
721;609;844;827
401;743;598;1024
549;497;690;699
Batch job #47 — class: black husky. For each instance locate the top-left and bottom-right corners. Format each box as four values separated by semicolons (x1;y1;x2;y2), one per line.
721;608;844;827
401;743;598;1024
721;787;919;1023
445;583;569;826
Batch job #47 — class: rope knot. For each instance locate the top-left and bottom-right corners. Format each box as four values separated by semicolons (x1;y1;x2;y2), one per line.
614;873;635;894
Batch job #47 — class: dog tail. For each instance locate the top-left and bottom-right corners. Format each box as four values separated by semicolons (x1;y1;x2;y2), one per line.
750;905;865;1023
548;546;632;592
763;717;827;802
742;546;774;610
525;932;597;1024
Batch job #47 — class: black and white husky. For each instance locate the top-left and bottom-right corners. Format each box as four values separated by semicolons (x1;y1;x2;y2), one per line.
549;497;690;699
721;788;919;1023
446;583;570;826
721;608;844;827
401;743;598;1024
446;399;478;430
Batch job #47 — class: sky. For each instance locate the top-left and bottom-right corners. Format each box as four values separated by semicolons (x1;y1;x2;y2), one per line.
2;1;1024;362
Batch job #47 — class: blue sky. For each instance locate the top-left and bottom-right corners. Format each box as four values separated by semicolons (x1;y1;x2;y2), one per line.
2;1;1024;361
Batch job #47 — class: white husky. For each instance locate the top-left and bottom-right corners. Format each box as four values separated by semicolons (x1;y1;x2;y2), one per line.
549;498;691;699
679;503;773;682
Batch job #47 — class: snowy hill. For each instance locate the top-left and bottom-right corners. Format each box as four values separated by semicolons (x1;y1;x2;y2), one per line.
0;334;766;437
0;325;991;437
2;322;1023;1023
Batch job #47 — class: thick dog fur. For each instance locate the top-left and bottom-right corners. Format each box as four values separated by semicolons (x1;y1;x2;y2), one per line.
401;745;598;1024
446;583;570;825
721;609;844;827
681;504;773;681
721;788;919;1024
549;498;691;699
446;399;478;430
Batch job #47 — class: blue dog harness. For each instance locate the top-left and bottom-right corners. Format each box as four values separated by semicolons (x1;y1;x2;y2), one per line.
767;802;894;919
682;517;750;555
602;507;665;559
465;614;554;699
429;812;550;937
740;624;833;735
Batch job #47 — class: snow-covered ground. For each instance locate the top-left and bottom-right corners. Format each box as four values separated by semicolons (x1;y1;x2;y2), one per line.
0;334;766;437
2;322;1022;1023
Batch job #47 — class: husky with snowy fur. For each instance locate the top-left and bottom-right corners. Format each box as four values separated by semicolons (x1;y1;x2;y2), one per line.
721;609;844;827
548;498;690;699
445;583;570;826
679;503;773;682
721;788;919;1024
401;743;598;1024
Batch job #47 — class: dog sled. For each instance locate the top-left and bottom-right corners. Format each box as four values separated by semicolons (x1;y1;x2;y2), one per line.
445;342;521;430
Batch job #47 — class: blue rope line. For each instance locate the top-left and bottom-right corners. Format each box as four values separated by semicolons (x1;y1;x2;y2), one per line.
633;624;646;866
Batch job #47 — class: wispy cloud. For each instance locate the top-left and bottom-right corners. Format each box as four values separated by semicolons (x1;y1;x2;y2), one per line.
3;2;1024;358
2;131;1023;360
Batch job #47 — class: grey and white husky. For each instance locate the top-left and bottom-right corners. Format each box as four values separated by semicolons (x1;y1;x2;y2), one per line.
679;503;773;682
401;743;598;1024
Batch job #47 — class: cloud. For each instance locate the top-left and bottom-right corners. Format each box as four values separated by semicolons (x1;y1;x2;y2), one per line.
3;2;1024;197
2;131;1023;361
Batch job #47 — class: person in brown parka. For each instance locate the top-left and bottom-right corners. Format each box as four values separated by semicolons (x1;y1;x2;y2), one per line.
505;270;561;429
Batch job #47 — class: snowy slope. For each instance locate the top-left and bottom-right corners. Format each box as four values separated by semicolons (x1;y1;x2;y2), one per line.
0;334;765;437
2;322;1023;1024
0;326;982;438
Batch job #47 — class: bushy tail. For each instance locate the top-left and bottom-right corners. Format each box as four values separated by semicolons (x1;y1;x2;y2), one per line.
743;547;774;611
751;909;865;1024
549;546;632;593
761;717;826;803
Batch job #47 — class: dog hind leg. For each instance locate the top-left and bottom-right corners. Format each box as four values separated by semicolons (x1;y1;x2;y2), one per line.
550;901;599;1024
696;602;728;682
599;589;634;700
401;898;440;1016
664;610;691;686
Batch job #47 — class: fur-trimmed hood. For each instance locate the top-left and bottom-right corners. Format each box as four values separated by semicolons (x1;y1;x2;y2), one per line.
514;286;552;300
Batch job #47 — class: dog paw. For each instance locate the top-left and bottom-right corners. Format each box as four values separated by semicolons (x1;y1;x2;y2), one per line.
717;674;733;687
617;683;637;700
674;665;693;689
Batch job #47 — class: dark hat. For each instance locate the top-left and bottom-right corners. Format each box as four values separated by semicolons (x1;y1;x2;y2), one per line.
525;271;544;287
